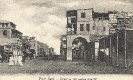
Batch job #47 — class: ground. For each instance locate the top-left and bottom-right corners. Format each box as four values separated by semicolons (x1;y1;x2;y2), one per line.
0;59;133;75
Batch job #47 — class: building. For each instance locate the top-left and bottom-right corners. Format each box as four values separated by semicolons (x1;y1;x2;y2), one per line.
22;36;31;49
0;20;23;52
66;8;110;60
47;47;55;60
108;11;133;34
30;39;49;57
66;8;93;60
0;20;22;39
36;41;49;57
65;8;133;61
90;12;109;41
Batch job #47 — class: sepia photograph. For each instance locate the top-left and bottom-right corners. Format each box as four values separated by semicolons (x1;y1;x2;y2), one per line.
0;0;133;79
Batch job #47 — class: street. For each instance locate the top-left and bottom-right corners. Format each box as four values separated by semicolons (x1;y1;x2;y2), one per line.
0;59;133;74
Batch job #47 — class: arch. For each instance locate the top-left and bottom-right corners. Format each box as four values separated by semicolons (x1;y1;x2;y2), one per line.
72;37;89;61
66;35;90;60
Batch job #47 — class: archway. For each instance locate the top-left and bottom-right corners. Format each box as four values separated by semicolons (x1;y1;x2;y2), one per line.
72;37;88;61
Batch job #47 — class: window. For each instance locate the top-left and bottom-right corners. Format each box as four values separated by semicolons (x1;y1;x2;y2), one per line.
81;13;85;18
5;23;8;27
71;18;77;23
67;24;72;28
93;25;95;30
3;30;7;36
86;24;90;31
103;27;105;31
80;24;84;31
2;23;4;27
118;21;122;25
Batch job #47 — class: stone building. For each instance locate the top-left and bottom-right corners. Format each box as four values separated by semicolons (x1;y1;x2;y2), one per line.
65;8;133;61
108;11;133;34
0;20;23;52
47;47;55;60
66;8;111;60
22;36;49;57
36;41;49;57
66;9;93;60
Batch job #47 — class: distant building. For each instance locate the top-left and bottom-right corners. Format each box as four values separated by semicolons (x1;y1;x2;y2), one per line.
109;11;133;34
30;40;49;57
37;41;49;57
60;35;67;60
90;12;110;41
47;47;55;60
48;47;54;56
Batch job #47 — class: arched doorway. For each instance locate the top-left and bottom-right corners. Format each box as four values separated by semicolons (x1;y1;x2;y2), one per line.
72;37;88;61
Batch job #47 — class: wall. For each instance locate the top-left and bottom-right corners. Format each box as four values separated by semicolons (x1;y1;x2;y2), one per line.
77;9;93;22
0;38;21;45
0;29;11;38
90;20;109;35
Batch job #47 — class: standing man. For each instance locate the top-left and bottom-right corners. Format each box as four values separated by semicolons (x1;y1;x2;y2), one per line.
0;46;4;63
22;49;27;62
26;47;32;60
17;46;23;66
12;45;18;65
30;49;35;59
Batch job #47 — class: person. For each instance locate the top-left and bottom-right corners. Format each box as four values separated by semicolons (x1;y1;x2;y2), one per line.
26;48;32;60
0;46;4;63
12;46;17;65
17;46;23;66
30;49;35;59
22;49;27;62
9;53;14;65
1;53;5;63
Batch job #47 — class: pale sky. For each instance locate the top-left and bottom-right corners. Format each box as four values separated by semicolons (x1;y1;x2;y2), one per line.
0;0;133;54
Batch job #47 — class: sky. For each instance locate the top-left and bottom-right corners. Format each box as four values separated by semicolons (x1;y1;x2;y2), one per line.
0;0;133;54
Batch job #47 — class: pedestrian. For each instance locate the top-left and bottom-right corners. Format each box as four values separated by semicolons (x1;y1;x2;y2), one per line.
12;46;17;65
22;50;27;62
9;53;15;65
0;46;4;63
30;49;35;59
26;48;32;60
17;46;23;66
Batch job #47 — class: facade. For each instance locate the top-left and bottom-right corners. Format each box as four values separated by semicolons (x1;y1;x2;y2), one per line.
0;20;22;39
66;9;93;60
48;47;54;56
22;36;49;57
65;8;133;61
108;11;133;34
47;47;55;60
30;40;48;57
0;20;23;52
37;41;49;57
66;8;110;60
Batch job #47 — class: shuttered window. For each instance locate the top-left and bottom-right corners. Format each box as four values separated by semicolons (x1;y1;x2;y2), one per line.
80;24;84;31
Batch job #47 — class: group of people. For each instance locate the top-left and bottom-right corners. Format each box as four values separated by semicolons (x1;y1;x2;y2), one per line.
0;45;35;66
9;45;23;66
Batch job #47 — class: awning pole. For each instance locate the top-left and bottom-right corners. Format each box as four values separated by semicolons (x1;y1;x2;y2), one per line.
125;30;127;67
109;36;112;64
116;33;119;66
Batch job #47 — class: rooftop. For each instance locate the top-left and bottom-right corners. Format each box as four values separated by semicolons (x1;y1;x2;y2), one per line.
0;20;16;27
